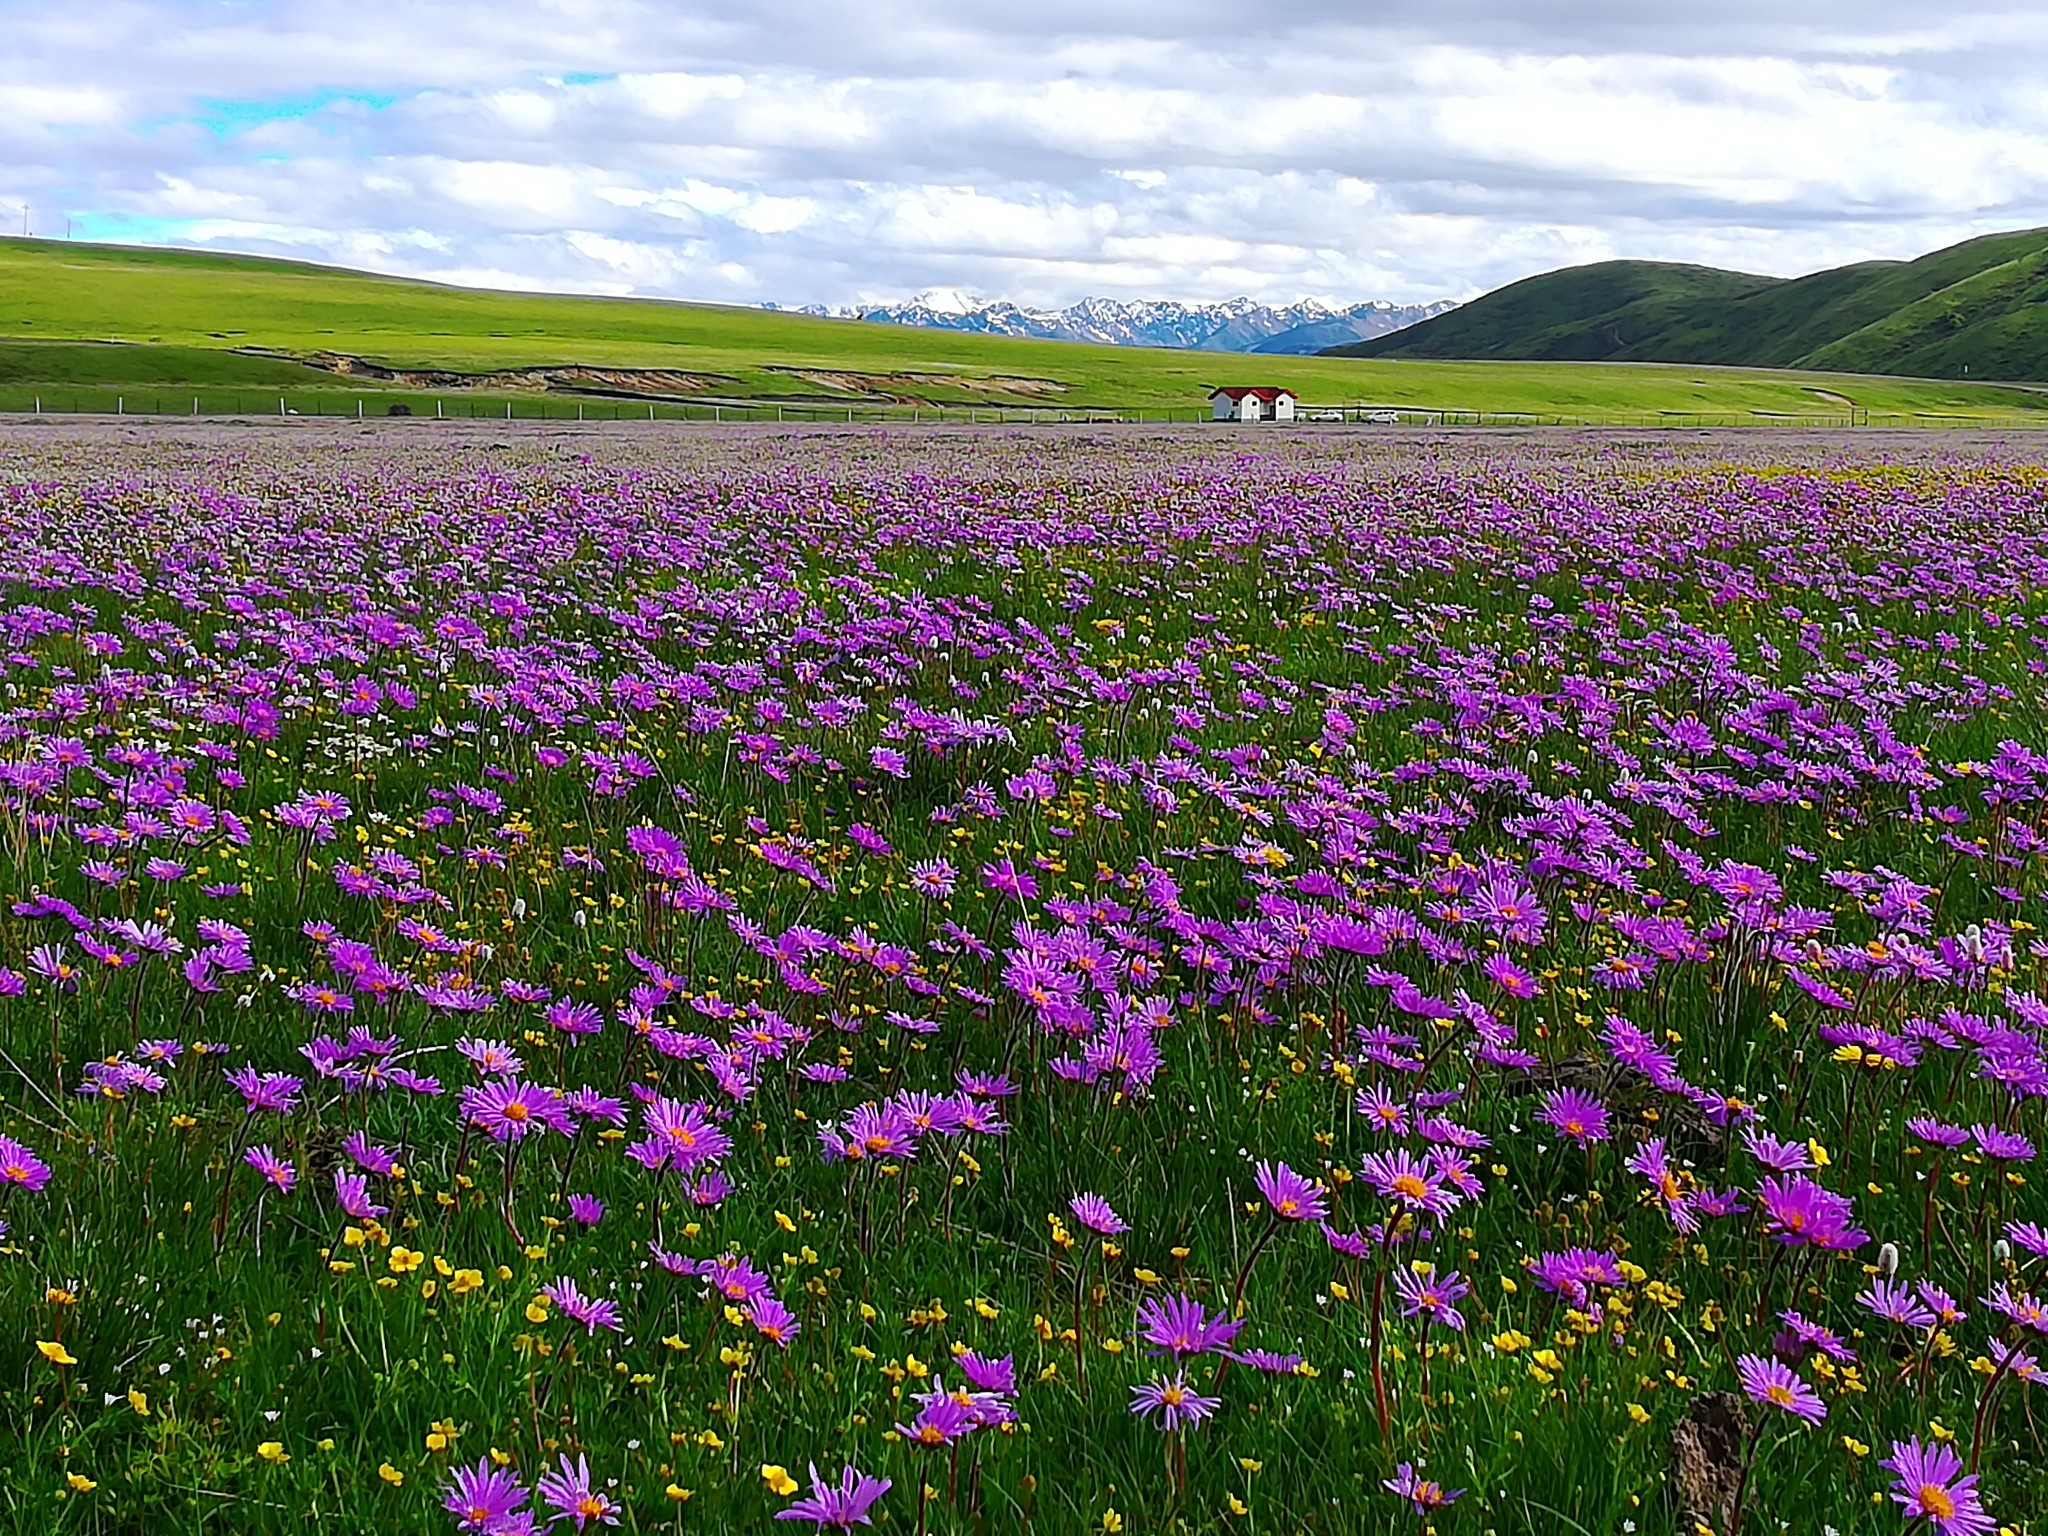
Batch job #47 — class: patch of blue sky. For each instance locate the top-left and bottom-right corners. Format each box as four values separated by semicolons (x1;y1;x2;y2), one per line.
557;72;617;86
185;89;402;136
67;214;206;244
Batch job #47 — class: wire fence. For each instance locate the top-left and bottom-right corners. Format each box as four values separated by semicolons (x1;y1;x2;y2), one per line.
2;392;2047;431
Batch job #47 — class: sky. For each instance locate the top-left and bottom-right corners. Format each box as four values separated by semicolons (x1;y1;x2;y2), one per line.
6;1;2048;308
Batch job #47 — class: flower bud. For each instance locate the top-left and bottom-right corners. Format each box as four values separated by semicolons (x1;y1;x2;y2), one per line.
1994;1239;2012;1265
1877;1242;1899;1277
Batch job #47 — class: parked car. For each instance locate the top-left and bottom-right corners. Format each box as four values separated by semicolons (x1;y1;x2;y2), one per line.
1364;409;1401;425
1302;409;1344;422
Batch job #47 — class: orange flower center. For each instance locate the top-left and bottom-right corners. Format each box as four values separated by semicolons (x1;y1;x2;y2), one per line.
1915;1485;1956;1519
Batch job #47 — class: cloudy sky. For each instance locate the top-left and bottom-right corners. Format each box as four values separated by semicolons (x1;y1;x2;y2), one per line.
7;0;2048;308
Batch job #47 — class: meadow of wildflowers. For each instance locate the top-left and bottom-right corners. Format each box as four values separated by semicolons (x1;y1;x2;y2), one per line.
0;422;2045;1534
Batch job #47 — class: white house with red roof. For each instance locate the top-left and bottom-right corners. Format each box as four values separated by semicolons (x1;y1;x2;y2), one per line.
1209;386;1298;422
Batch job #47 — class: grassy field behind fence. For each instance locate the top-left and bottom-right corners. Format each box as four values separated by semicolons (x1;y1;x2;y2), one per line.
7;238;2048;423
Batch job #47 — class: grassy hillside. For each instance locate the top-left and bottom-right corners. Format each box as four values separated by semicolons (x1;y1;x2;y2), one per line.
1332;227;2048;381
2;237;2047;420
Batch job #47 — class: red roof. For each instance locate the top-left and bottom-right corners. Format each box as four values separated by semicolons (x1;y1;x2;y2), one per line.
1209;386;1296;401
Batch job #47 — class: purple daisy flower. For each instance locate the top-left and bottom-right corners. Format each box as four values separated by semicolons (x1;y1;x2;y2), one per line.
243;1144;296;1194
442;1457;529;1533
1393;1264;1469;1331
1973;1123;2036;1161
1136;1292;1244;1357
775;1463;892;1529
1879;1437;1995;1536
1539;1088;1611;1145
0;1134;52;1193
1068;1192;1128;1236
1737;1353;1826;1423
1383;1463;1463;1513
534;1453;619;1530
1129;1372;1222;1431
1254;1159;1329;1222
895;1385;978;1448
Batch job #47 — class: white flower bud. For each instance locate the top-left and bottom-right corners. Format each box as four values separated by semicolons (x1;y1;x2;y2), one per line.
1877;1242;1899;1277
1994;1239;2012;1264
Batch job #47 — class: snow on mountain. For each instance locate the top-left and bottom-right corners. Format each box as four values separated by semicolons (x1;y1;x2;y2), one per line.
785;294;1458;354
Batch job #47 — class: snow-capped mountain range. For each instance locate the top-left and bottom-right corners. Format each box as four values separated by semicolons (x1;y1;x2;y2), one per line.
775;293;1459;355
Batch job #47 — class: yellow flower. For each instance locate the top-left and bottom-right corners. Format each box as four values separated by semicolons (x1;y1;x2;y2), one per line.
1102;1510;1124;1533
379;1463;405;1485
127;1388;150;1416
1227;1495;1249;1516
257;1442;289;1465
1627;1403;1651;1425
389;1247;424;1274
36;1341;77;1366
450;1269;484;1296
666;1484;692;1503
1842;1436;1871;1458
66;1473;96;1492
762;1465;800;1497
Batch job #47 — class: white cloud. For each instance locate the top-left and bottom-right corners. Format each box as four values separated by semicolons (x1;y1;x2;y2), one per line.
3;1;2048;304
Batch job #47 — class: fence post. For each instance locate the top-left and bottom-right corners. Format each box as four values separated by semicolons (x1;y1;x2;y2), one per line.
193;397;199;416
117;397;123;415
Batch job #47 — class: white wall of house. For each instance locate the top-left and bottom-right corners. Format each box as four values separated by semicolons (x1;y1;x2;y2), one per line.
1211;390;1300;421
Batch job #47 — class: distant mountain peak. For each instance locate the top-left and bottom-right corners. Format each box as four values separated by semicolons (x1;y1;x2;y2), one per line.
784;294;1458;355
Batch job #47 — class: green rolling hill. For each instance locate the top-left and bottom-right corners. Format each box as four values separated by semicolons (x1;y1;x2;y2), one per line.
1327;227;2048;382
1;236;2046;422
